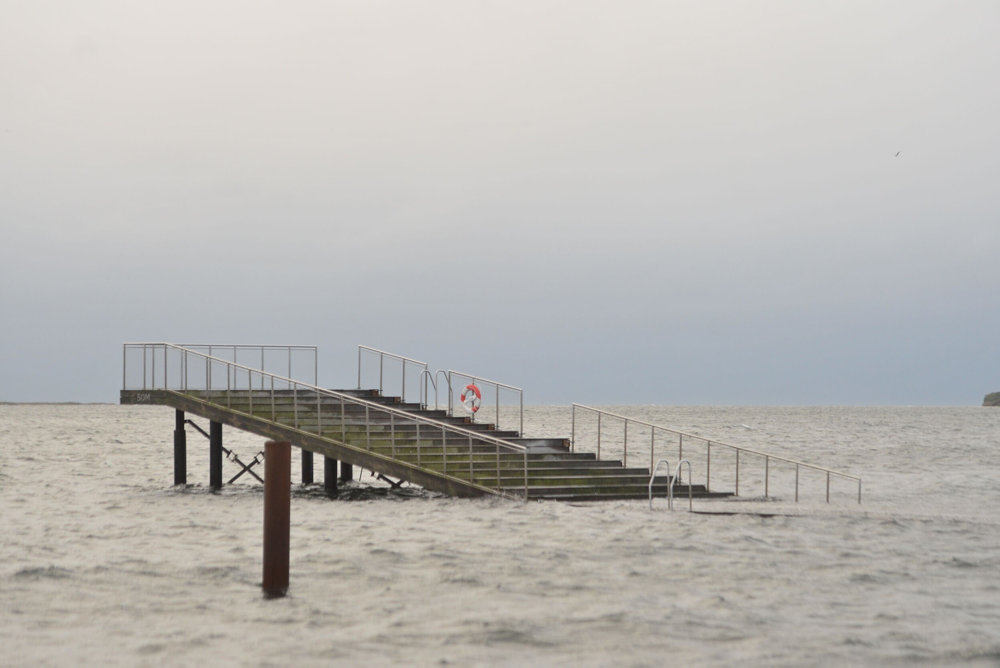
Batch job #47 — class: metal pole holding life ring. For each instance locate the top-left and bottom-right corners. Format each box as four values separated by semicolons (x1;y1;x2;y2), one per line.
460;384;482;414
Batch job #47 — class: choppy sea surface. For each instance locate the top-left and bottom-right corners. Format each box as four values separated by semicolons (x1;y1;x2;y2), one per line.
2;404;999;666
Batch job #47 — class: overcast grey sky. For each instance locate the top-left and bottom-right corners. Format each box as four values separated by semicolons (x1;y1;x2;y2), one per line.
2;1;998;404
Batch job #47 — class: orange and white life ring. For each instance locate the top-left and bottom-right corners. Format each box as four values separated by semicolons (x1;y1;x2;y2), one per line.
460;384;482;413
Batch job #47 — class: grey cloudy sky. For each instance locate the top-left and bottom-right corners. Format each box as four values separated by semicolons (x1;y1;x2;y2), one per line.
2;1;998;404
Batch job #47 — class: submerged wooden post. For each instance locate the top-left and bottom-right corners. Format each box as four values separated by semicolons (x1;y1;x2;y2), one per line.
301;449;313;485
340;461;353;482
173;409;187;485
262;440;291;598
324;456;338;498
209;421;223;490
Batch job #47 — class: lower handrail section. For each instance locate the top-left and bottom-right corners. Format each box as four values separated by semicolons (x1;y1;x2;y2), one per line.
578;404;861;505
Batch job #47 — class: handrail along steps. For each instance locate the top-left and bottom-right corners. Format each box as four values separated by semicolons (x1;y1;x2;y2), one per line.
573;403;861;504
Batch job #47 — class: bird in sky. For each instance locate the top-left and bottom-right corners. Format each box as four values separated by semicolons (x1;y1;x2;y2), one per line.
895;151;901;157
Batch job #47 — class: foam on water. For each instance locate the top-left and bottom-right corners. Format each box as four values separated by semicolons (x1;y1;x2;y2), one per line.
1;404;999;665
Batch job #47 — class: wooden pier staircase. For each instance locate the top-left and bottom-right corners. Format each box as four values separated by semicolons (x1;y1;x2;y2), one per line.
122;343;738;500
121;385;726;501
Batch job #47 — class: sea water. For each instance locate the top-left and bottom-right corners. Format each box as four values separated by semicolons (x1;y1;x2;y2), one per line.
1;404;999;666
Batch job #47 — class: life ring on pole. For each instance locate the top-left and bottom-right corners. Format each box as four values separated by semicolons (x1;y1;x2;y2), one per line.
460;384;482;413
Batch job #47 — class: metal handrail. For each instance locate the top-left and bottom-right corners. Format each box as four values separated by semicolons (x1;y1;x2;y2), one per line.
124;343;529;499
446;369;524;436
575;403;861;504
356;346;429;404
124;343;318;390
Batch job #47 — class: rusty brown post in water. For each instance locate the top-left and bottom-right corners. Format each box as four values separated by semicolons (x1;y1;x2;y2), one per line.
262;440;291;598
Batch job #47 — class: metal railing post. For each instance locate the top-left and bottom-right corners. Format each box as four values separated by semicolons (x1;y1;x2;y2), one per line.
365;405;371;449
519;391;524;437
706;442;711;492
623;420;628;467
441;425;447;475
650;428;655;472
597;412;602;460
571;405;576;453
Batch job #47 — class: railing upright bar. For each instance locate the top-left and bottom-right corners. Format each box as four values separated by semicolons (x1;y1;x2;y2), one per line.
468;433;473;483
441;425;448;476
523;450;528;501
391;412;396;459
649;428;654;472
623;420;628;468
706;442;712;492
519;391;523;436
571;405;576;453
597;413;602;460
416;421;421;468
293;385;298;430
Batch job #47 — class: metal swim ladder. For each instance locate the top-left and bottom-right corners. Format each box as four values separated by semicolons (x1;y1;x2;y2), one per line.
649;459;693;511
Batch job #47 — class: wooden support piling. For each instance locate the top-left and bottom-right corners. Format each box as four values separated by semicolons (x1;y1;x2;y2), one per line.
301;449;313;485
340;461;353;482
209;421;223;490
324;456;338;498
262;440;290;598
173;409;187;486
